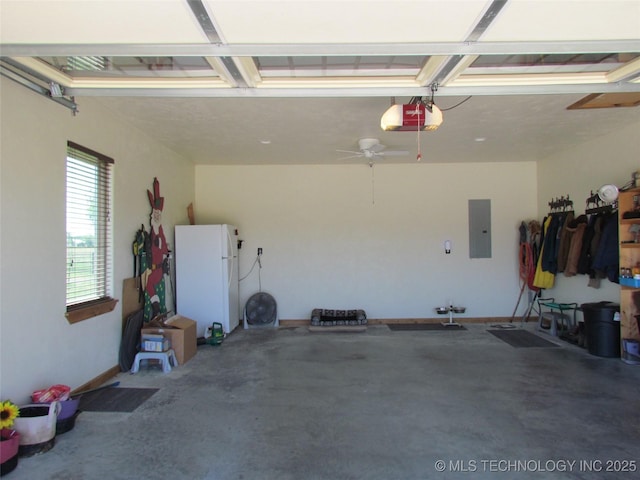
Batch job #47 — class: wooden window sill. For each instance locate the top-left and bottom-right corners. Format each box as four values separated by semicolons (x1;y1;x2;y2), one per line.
66;298;119;324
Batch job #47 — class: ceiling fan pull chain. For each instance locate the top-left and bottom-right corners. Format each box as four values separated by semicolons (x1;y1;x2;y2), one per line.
370;161;376;205
416;105;422;161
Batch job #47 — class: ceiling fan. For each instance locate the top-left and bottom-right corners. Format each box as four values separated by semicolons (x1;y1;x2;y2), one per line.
337;138;409;161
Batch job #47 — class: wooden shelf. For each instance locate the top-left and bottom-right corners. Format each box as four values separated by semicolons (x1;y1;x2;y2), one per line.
619;187;640;347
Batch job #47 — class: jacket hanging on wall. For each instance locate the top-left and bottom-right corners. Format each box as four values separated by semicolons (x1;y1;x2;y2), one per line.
564;215;589;277
556;211;575;273
591;212;619;284
533;216;555;289
540;214;560;273
577;215;598;276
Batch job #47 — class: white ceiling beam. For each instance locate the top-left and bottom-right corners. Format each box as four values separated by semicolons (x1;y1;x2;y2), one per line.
436;56;479;86
186;0;223;44
607;57;640;83
64;82;640;98
415;56;449;87
255;77;419;89
449;72;609;87
204;57;238;87
231;57;262;88
10;56;73;86
2;40;639;57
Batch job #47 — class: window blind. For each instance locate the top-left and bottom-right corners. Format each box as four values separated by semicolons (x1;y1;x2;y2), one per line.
66;142;113;308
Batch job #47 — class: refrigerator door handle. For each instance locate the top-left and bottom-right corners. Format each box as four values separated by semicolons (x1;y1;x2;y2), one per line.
228;255;234;286
226;228;234;286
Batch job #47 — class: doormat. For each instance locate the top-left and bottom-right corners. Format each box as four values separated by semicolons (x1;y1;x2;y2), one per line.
387;323;466;331
79;387;159;412
488;329;559;348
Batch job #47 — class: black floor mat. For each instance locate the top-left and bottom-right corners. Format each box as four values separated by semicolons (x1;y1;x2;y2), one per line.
388;323;466;331
488;329;559;348
79;387;159;412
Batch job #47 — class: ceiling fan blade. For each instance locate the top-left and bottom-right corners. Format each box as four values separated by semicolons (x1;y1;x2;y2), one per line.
337;154;364;160
379;150;409;157
336;149;362;155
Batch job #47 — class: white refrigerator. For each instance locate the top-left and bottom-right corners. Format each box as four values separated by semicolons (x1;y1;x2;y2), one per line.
175;224;240;336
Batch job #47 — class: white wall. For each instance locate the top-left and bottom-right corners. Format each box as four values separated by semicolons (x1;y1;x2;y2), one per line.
536;120;640;312
0;77;195;403
195;162;538;320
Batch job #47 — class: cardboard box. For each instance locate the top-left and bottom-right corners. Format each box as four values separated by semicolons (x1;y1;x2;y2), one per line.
141;315;197;365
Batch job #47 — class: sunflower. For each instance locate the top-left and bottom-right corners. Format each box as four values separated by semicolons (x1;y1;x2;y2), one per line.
0;400;20;429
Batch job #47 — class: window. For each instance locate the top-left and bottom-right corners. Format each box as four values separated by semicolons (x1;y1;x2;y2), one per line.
65;141;116;323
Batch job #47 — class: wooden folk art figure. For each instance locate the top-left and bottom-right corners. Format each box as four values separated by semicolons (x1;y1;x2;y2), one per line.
144;177;170;321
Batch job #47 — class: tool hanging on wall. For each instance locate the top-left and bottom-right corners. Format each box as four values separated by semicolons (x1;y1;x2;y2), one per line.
511;220;541;322
132;224;150;302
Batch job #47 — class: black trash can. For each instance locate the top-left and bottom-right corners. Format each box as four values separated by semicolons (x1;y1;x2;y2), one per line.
580;302;620;358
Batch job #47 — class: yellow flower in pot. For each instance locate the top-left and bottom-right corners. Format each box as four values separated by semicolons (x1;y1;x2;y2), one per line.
0;401;19;429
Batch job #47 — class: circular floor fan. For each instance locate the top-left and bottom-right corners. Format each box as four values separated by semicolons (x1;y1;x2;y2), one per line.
244;292;278;328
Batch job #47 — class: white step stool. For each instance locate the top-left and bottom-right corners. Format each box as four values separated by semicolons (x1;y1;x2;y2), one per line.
131;349;177;374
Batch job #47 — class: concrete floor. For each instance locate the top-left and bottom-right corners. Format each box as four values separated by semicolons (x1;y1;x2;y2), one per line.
9;323;640;480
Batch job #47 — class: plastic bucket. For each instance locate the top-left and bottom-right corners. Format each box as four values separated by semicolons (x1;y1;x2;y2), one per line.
56;398;79;420
624;338;640;356
622;338;640;365
56;411;80;435
0;429;20;475
13;402;60;457
35;397;79;421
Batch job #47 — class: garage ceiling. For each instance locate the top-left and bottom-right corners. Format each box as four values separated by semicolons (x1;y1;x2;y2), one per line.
1;0;639;165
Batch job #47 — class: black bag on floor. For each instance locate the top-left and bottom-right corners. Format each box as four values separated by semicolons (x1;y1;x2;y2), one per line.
119;309;144;371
